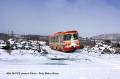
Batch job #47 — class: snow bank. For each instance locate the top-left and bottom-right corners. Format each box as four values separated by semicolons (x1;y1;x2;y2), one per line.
83;41;116;54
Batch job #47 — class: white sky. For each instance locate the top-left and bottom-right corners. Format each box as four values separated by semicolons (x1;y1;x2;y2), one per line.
0;0;120;37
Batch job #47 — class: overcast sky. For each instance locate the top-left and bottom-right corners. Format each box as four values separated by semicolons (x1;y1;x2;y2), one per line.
0;0;120;37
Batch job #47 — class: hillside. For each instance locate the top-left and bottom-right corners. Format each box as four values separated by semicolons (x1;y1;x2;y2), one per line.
91;33;120;40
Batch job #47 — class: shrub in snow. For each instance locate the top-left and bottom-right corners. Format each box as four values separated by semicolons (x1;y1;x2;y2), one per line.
114;48;120;54
80;44;84;49
85;41;116;54
40;49;48;56
2;41;12;55
0;40;6;49
104;40;111;45
8;38;15;45
112;42;120;48
101;48;111;54
39;41;46;46
2;41;11;50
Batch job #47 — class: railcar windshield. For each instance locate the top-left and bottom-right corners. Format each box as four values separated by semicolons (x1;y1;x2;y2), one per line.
73;34;78;40
64;33;78;41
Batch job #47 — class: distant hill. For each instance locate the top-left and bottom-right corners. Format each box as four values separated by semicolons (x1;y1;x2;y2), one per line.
0;33;48;41
91;33;120;41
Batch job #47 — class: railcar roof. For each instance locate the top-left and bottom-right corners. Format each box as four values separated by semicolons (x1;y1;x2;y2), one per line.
49;30;78;37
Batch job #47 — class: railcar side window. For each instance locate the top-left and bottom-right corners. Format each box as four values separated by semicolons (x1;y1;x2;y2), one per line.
64;34;71;40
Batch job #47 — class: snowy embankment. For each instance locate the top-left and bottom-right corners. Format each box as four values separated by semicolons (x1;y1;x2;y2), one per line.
0;40;120;79
0;47;120;79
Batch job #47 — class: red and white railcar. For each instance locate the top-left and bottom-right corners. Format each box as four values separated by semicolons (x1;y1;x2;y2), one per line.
49;30;80;52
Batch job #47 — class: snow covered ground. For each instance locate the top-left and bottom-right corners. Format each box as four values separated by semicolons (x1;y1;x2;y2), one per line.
1;44;120;79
